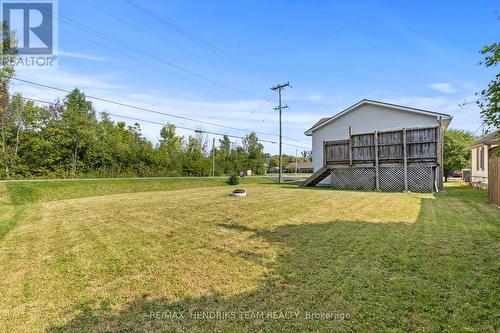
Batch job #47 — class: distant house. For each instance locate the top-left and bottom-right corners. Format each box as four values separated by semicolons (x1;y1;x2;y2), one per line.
465;131;499;189
286;161;313;173
302;99;453;192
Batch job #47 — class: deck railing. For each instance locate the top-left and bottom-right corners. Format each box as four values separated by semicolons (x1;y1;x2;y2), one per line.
324;126;439;166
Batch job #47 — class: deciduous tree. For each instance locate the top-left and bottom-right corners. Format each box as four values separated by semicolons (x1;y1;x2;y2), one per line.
477;42;499;129
443;129;476;182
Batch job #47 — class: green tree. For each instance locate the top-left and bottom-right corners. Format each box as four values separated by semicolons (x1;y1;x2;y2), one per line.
8;95;49;176
158;123;183;174
183;136;210;176
477;42;499;129
443;129;476;182
301;150;312;161
242;132;266;175
216;135;234;175
62;89;97;177
0;27;17;177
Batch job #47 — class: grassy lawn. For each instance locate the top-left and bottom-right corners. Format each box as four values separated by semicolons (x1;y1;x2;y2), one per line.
0;179;498;332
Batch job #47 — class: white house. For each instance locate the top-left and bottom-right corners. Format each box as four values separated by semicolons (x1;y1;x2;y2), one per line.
465;131;499;189
303;99;453;191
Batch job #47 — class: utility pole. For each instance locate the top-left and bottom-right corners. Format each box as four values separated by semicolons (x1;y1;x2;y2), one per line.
212;137;216;177
271;82;291;183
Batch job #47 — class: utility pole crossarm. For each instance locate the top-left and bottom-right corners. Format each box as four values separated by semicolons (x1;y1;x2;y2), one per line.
274;105;288;111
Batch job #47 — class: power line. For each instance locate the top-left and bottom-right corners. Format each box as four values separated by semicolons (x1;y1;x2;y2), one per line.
13;77;309;145
58;14;243;94
20;96;311;150
12;77;269;136
58;16;300;140
49;7;298;141
81;0;227;72
122;0;260;76
459;95;487;108
59;24;281;134
59;27;206;89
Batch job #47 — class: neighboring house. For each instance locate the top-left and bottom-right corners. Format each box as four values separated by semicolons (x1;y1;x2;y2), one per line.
286;161;313;173
465;131;499;189
303;99;453;192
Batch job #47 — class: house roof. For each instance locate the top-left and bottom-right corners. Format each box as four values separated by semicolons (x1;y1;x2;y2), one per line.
465;131;499;150
286;161;313;169
310;117;330;129
304;99;453;136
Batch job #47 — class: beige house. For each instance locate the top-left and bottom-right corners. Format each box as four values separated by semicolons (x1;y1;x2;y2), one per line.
466;131;499;189
286;161;313;173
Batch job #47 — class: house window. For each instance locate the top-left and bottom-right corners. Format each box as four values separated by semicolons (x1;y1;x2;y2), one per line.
476;148;480;171
480;147;485;170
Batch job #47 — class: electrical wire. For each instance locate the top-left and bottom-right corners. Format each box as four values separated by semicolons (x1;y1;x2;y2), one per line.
81;0;227;72
122;0;260;76
20;96;311;149
58;14;242;94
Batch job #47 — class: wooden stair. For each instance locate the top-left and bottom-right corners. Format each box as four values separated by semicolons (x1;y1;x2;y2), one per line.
301;166;333;187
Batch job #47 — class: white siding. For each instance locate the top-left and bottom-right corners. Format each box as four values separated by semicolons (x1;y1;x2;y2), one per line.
471;145;489;187
310;104;441;184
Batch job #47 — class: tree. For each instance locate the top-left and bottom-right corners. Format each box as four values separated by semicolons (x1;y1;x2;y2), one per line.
158;123;183;174
0;26;17;177
183;136;210;176
443;129;476;182
216;135;233;175
242;132;266;175
301;150;312;161
477;42;499;129
62;89;97;177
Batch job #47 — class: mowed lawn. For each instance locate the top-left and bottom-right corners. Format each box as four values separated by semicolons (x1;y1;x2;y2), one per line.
0;179;498;332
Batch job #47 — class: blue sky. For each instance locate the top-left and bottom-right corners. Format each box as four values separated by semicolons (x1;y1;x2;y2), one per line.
13;0;500;154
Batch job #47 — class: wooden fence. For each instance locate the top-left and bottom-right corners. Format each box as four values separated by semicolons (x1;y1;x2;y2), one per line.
489;156;500;206
324;127;439;165
323;126;442;192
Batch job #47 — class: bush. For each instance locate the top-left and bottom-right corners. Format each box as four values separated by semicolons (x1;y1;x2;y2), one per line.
166;170;181;177
227;174;240;185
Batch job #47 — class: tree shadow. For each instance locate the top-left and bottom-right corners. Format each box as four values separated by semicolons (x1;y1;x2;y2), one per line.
47;186;498;332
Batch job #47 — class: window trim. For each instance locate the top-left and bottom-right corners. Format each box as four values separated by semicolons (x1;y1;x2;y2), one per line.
480;147;485;170
476;148;480;171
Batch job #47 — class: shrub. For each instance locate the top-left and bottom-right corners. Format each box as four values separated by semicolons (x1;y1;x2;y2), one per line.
166;170;181;177
227;174;240;185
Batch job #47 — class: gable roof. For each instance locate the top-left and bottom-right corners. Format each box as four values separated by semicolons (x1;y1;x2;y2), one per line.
465;131;499;150
305;99;453;136
286;161;313;169
310;117;330;129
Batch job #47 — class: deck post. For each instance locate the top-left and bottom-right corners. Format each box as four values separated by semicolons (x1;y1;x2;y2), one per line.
437;117;444;191
323;141;327;166
348;126;353;166
403;128;408;192
374;130;380;191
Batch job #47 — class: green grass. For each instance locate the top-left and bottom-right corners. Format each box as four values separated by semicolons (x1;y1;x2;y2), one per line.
0;179;498;332
4;177;273;205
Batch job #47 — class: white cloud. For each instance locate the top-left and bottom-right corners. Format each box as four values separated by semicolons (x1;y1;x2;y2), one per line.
384;96;448;110
287;91;325;102
382;95;483;133
58;51;108;62
429;83;457;94
10;68;312;154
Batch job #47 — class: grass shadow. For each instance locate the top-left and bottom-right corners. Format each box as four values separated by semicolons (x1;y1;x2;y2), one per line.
47;187;499;332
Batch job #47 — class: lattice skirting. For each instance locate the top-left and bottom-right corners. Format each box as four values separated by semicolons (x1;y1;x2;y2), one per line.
407;166;434;192
331;165;435;192
332;167;375;190
379;166;405;192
